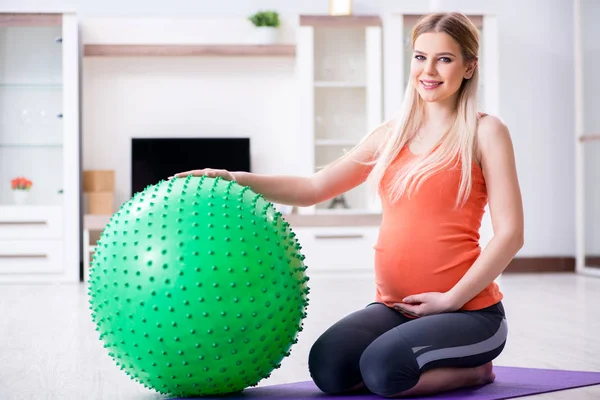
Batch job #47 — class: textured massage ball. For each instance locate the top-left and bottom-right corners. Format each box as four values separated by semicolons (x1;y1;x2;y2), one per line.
87;176;309;397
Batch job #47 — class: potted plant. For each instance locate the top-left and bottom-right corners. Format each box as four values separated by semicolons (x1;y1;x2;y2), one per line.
248;10;280;44
11;176;32;205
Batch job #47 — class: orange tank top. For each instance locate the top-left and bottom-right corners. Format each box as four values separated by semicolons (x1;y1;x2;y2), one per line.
374;145;503;311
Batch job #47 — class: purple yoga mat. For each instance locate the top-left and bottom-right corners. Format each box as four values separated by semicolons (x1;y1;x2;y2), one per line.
177;366;600;400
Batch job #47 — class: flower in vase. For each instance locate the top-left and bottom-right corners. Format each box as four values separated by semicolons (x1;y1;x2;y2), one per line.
11;176;33;191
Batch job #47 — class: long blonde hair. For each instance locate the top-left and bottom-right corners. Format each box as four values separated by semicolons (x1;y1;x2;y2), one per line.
368;12;481;208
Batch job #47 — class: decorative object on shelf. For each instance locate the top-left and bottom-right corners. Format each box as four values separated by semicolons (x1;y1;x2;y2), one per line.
83;170;115;215
11;176;33;205
248;10;280;44
329;0;352;16
328;194;350;209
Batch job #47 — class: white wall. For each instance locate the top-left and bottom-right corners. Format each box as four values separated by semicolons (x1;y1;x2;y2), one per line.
3;0;581;257
497;0;575;257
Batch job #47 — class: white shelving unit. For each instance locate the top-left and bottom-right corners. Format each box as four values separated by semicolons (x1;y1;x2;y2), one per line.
0;13;80;282
297;15;383;214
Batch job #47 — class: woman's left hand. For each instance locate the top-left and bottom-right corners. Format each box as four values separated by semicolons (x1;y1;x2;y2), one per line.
393;292;460;317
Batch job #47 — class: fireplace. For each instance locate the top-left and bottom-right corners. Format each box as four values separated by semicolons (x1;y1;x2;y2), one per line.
131;137;251;195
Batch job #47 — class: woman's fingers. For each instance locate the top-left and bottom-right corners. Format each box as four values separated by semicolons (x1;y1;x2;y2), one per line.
169;169;233;181
168;170;201;179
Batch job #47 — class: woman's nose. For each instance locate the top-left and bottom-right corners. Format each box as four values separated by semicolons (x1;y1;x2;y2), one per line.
424;60;438;76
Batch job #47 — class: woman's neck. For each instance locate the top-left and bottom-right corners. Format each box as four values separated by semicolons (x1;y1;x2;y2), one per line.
421;100;456;127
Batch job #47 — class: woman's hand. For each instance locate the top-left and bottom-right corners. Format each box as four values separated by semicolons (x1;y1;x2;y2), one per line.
393;292;460;317
168;169;235;181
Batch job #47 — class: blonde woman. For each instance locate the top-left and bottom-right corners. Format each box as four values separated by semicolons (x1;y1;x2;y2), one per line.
173;12;524;398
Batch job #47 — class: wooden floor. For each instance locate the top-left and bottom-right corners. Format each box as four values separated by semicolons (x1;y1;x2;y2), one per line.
1;272;599;399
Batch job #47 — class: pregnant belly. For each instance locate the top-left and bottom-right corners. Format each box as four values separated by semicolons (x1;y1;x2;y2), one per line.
373;239;481;305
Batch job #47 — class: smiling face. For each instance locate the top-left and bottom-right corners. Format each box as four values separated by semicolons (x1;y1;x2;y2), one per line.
411;32;476;104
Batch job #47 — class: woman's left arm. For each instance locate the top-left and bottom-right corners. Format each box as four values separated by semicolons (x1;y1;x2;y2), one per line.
445;116;524;308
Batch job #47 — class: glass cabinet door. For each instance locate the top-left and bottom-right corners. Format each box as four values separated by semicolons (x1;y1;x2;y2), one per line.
577;0;600;273
0;15;64;206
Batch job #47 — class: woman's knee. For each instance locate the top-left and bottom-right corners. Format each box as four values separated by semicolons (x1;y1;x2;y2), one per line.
309;304;405;394
308;328;370;394
359;335;420;397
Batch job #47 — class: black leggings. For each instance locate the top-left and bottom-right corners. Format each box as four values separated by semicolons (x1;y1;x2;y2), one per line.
308;301;507;397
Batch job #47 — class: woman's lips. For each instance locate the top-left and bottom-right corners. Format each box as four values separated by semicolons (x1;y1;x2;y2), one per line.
420;80;443;89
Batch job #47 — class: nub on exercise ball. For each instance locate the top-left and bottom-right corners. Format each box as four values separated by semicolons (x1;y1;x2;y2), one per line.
88;176;310;397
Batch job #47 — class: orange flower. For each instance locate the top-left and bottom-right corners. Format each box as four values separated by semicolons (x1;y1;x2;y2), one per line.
11;176;33;190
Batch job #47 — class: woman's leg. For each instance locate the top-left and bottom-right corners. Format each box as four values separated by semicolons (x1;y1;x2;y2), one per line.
359;302;507;398
308;302;411;394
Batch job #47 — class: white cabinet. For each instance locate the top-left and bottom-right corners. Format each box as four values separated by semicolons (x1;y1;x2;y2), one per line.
0;13;80;282
297;16;383;214
0;206;63;240
293;226;379;275
0;238;64;274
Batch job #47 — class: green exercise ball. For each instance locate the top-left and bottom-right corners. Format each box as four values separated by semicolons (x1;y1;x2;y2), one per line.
88;176;310;397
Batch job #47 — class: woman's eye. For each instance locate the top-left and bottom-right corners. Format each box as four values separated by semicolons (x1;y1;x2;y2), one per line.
439;57;452;63
414;55;425;61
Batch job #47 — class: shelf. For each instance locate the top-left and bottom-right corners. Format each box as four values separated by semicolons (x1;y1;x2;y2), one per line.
84;44;296;57
315;139;357;146
0;144;63;148
314;81;366;88
300;15;381;28
0;13;62;27
314;208;378;215
0;83;62;89
0;204;62;211
580;135;600;142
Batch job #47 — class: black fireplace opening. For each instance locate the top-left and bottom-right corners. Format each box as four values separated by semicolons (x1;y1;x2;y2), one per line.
131;137;251;195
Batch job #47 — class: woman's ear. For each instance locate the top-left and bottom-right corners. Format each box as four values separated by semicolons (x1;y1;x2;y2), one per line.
464;61;477;79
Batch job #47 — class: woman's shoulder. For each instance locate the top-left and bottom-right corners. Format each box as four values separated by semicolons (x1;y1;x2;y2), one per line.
474;113;511;165
474;113;512;163
476;113;510;140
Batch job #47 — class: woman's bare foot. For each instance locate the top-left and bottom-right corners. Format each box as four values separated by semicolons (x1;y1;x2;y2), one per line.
474;362;496;386
388;361;496;397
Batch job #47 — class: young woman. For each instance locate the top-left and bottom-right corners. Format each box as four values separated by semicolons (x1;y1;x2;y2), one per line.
172;12;523;398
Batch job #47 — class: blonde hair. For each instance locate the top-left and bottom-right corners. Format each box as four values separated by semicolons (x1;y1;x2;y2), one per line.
366;12;481;208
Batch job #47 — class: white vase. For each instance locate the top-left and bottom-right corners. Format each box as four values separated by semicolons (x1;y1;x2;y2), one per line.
13;190;28;205
256;27;278;44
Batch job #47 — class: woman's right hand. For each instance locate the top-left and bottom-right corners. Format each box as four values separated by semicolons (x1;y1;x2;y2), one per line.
168;168;235;181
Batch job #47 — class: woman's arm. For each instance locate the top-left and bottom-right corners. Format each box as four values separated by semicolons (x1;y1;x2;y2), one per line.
172;121;390;207
228;172;316;207
446;115;524;308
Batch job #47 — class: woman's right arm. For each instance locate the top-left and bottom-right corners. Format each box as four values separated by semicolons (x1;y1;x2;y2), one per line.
172;121;391;207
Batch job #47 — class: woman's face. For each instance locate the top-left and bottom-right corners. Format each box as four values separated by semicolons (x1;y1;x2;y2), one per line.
410;32;476;104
